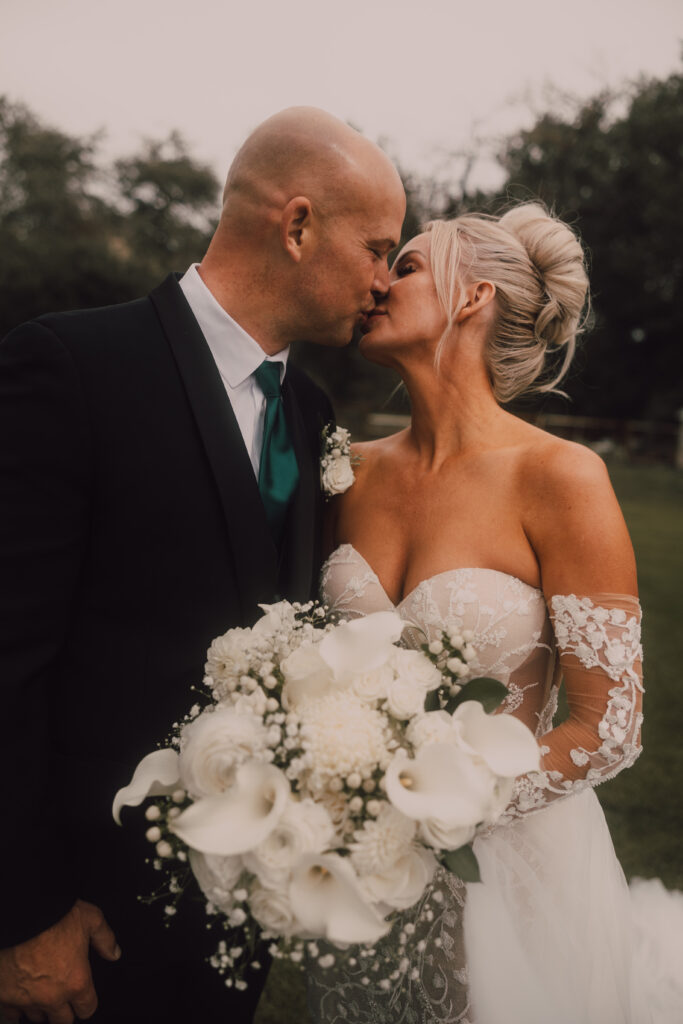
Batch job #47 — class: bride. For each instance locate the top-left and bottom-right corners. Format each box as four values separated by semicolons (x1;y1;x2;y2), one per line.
309;203;654;1022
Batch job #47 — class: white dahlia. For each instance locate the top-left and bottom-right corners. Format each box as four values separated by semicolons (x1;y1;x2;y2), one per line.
205;629;258;698
349;803;415;877
299;692;392;791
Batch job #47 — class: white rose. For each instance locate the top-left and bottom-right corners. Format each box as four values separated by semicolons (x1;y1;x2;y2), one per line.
321;457;355;495
360;846;437;910
390;649;442;692
419;817;476;851
406;710;455;749
179;707;268;798
385;676;427;720
250;882;302;936
189;849;243;913
351;663;394;703
243;799;335;887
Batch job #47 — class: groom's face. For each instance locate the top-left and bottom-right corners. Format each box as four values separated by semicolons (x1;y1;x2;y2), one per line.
298;194;405;347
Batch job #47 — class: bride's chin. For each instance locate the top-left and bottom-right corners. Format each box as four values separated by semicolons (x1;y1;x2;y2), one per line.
359;322;396;351
358;332;395;366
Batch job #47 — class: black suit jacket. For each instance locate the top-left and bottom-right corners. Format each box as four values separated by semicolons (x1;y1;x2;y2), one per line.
0;274;333;955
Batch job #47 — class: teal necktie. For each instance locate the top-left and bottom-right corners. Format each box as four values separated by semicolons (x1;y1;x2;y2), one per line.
254;361;300;544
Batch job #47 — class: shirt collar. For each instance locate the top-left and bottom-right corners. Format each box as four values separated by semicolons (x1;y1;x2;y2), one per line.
179;264;289;389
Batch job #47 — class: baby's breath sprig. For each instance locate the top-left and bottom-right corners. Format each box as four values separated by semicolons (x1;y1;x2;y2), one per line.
421;628;509;715
292;598;339;630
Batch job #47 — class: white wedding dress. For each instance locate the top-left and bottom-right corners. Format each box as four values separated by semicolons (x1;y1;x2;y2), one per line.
306;544;683;1024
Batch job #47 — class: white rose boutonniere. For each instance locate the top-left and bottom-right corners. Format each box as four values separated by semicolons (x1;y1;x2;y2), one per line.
320;424;360;497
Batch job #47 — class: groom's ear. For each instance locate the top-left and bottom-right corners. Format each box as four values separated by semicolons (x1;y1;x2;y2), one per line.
280;196;313;262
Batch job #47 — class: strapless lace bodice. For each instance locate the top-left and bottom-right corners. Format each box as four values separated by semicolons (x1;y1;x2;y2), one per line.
321;544;556;736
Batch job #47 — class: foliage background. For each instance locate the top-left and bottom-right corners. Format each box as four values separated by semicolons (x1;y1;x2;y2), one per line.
2;64;682;421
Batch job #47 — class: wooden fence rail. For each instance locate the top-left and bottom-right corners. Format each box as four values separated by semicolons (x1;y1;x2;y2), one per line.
363;412;682;466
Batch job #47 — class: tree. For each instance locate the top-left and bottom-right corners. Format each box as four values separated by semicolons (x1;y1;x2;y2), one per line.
0;97;127;334
114;132;219;283
495;69;683;419
0;99;220;337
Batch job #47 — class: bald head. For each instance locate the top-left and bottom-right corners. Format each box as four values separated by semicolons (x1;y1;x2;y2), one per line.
221;106;404;226
200;107;405;353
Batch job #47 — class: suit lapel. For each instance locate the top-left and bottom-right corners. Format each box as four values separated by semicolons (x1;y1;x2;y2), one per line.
278;377;318;601
150;275;278;623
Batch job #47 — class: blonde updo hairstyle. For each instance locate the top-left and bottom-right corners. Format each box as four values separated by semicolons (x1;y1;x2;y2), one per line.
425;203;589;402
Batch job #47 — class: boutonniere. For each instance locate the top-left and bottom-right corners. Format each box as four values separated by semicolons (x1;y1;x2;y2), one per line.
320;424;360;497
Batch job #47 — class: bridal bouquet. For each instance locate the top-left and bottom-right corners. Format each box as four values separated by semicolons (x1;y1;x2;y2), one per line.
114;601;539;986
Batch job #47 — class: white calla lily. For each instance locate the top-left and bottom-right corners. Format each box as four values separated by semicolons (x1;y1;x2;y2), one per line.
384;744;494;827
253;601;296;636
171;761;290;855
290;853;391;946
281;643;336;708
319;611;403;680
453;701;540;777
112;748;180;825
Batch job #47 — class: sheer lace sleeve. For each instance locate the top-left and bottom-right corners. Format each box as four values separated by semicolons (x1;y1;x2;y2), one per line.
498;593;643;824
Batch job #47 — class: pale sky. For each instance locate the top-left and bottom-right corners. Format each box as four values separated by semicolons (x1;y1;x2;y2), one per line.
2;0;682;190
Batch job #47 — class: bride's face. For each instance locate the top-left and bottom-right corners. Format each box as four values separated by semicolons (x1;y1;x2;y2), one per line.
358;233;448;365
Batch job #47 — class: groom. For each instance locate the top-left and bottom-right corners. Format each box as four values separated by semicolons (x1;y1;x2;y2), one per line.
0;107;405;1023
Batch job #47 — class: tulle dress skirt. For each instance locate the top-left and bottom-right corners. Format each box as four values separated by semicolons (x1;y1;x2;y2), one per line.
466;788;666;1024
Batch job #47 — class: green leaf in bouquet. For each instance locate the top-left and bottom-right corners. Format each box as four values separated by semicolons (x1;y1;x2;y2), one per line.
442;844;481;884
446;677;508;714
424;688;441;712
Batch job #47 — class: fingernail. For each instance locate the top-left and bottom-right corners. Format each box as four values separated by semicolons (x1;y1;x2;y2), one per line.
113;944;122;960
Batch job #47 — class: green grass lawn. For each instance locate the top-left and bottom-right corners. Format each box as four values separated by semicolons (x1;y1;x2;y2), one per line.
255;460;683;1024
595;462;683;890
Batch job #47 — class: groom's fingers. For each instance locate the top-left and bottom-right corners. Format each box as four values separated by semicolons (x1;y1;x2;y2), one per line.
76;901;121;963
69;985;98;1020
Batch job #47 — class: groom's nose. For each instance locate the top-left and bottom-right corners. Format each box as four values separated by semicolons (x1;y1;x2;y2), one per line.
371;263;391;301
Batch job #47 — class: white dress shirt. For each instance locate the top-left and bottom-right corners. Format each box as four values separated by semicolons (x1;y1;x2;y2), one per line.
179;264;289;478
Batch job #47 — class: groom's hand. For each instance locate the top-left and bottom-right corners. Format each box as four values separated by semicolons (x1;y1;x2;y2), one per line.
0;900;120;1024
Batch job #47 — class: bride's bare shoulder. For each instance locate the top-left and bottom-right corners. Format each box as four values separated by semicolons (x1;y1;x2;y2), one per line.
515;428;635;590
350;431;409;475
516;429;611;498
